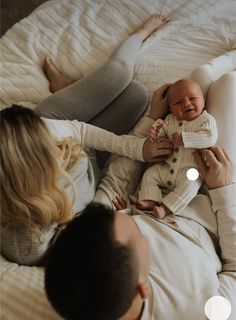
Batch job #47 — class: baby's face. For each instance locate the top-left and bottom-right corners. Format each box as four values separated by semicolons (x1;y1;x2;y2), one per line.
168;80;205;121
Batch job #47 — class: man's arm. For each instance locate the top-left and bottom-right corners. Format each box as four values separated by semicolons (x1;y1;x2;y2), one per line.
194;147;236;318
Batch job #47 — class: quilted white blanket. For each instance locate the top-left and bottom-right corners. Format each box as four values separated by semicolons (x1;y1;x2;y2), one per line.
0;1;236;320
1;0;235;110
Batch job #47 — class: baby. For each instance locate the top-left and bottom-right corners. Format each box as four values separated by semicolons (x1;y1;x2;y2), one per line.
135;79;218;218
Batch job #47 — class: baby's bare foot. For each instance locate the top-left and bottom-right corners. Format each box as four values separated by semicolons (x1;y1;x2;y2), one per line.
43;57;74;93
137;14;170;42
134;199;158;211
153;205;167;218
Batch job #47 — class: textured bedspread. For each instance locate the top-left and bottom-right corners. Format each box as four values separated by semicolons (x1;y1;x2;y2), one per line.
1;1;236;319
1;0;235;110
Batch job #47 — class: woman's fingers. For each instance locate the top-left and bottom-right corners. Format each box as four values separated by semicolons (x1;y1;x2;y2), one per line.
153;83;170;98
208;147;231;164
221;147;231;162
143;138;172;162
158;84;171;98
199;149;218;167
156;139;173;149
193;149;219;176
156;148;173;155
193;147;232;188
152;155;170;162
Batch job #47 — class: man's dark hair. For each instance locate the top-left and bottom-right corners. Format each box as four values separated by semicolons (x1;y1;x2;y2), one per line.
45;202;139;320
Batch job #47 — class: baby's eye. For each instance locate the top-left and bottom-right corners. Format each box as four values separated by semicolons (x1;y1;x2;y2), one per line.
174;101;182;105
190;97;198;100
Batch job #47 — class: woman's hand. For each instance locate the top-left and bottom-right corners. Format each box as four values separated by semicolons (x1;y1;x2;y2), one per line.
193;147;232;189
148;83;171;120
172;132;183;146
143;138;173;163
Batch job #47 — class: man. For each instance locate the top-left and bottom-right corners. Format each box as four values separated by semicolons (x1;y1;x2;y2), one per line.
45;146;235;320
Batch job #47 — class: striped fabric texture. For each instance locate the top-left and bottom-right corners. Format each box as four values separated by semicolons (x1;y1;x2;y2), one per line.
1;0;234;110
0;0;235;319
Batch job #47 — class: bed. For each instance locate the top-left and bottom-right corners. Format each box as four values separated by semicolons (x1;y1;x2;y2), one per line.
1;0;236;319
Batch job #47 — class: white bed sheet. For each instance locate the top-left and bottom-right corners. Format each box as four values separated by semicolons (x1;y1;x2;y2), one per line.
0;1;236;319
0;0;235;109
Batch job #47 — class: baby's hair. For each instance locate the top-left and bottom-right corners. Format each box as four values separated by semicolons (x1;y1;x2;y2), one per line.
167;79;203;107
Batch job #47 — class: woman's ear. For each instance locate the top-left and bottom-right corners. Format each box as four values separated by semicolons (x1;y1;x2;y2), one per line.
137;282;149;299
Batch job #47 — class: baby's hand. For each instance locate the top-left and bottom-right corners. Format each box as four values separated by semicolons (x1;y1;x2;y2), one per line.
148;123;163;142
112;196;127;210
172;132;183;146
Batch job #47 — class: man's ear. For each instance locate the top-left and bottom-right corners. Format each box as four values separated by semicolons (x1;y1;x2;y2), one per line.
137;282;149;299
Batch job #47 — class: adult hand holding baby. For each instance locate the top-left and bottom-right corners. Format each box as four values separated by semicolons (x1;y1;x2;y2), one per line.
193;147;232;189
143;137;173;163
172;132;183;146
148;83;171;120
143;83;174;163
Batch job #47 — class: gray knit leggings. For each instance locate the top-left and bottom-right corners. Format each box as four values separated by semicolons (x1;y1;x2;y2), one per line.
36;34;148;136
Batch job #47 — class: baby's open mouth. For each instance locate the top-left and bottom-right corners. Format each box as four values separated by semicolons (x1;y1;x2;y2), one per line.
185;108;194;113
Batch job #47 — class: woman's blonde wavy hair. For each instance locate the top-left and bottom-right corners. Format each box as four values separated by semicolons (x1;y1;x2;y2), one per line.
0;105;85;232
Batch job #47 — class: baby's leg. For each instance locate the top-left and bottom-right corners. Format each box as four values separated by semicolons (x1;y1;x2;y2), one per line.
94;157;145;208
133;199;158;211
162;176;202;215
190;50;236;97
139;165;172;218
138;165;163;205
153;204;171;219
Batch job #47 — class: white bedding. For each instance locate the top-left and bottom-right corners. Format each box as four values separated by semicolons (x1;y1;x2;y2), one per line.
1;1;236;319
1;0;235;110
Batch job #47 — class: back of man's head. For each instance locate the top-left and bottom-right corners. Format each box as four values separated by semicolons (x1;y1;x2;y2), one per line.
45;202;138;320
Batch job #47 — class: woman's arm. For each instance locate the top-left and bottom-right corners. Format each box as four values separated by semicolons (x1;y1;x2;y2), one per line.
44;117;144;161
43;117;173;163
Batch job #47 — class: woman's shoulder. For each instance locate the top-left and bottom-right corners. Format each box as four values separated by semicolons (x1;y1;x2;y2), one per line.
42;117;81;140
1;222;58;266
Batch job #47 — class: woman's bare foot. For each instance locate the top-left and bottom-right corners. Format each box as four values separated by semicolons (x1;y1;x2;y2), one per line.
137;14;170;42
43;57;75;93
153;204;171;219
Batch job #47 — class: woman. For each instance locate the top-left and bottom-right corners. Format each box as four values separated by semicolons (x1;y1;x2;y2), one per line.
0;14;173;266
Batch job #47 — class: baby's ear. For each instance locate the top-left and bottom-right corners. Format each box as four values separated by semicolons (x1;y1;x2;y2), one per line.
137;282;149;299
